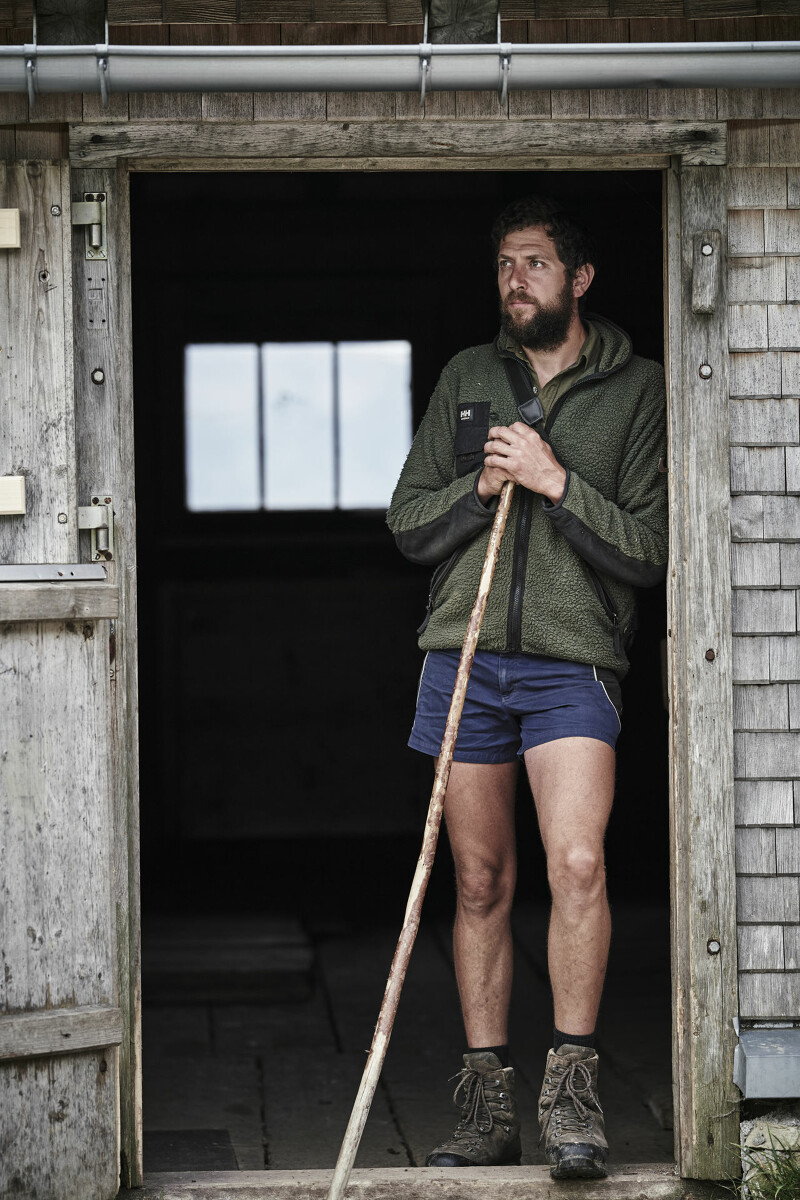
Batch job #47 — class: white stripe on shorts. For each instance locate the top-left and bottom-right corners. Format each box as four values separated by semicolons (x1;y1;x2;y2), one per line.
593;664;622;734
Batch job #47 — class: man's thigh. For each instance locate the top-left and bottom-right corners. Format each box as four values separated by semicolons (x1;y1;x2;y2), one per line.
443;760;519;872
523;737;615;858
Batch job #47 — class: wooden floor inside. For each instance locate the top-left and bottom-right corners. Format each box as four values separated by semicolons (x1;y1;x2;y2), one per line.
141;901;673;1173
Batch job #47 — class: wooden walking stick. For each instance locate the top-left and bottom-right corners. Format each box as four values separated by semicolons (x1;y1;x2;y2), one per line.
326;479;516;1200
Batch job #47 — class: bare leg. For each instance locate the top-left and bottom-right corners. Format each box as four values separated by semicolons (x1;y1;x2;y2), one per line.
442;759;519;1047
523;737;615;1035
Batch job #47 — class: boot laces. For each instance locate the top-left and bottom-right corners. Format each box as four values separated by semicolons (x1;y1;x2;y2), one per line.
540;1059;602;1142
450;1067;498;1135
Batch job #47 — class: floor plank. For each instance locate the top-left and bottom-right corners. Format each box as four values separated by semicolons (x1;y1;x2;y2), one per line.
265;1048;408;1170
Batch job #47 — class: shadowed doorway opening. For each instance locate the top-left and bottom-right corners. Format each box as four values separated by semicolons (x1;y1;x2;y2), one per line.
131;168;670;1172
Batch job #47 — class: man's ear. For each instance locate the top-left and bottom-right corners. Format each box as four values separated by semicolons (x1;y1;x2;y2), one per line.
572;262;595;298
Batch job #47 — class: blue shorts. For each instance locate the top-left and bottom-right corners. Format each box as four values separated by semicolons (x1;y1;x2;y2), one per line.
409;650;622;764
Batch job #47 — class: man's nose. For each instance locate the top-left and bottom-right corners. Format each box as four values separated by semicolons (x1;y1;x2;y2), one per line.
508;264;527;292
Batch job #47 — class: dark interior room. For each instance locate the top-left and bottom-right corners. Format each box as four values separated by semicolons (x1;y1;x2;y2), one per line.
130;167;672;1173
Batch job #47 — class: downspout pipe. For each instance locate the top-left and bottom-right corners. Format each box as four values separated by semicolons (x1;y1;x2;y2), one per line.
0;41;799;98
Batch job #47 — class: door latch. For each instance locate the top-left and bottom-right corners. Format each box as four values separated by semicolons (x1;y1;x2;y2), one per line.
71;192;107;261
78;495;114;561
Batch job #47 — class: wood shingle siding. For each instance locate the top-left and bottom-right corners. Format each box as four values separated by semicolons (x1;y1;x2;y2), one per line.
728;130;800;1022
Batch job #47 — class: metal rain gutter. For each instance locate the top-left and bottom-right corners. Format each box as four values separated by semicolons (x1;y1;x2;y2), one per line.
0;41;799;105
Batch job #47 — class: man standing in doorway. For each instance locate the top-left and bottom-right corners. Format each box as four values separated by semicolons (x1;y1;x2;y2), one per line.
387;196;668;1180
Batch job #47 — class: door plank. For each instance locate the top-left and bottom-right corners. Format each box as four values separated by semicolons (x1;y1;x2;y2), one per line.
0;161;75;566
0;1004;123;1060
0;582;119;620
72;162;143;1187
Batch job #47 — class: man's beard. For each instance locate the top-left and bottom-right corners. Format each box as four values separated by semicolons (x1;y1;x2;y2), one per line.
500;276;575;353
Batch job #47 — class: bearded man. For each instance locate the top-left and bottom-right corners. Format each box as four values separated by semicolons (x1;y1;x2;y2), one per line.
387;196;668;1180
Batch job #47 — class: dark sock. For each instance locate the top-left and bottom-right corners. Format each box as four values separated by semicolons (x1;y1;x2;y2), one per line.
553;1027;595;1052
467;1043;509;1068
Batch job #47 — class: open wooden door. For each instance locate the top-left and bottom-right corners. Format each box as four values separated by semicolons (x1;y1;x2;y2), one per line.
0;160;140;1198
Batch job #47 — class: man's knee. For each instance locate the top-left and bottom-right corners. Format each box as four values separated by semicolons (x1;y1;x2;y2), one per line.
455;859;515;918
547;843;606;902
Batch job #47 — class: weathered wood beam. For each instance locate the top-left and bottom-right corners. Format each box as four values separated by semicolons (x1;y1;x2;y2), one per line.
70;119;727;165
0;582;119;620
119;1166;729;1200
0;1005;123;1061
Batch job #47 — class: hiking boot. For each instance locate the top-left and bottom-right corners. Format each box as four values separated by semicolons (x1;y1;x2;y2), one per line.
538;1044;608;1180
426;1051;521;1167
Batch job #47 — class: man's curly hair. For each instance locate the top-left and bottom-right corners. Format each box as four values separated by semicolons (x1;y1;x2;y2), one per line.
491;197;595;280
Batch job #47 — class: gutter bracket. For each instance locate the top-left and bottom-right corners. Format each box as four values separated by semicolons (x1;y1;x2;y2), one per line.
419;44;432;111
96;46;109;109
24;46;37;109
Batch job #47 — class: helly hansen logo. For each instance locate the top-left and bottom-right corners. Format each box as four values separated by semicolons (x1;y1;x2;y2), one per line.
459;406;473;421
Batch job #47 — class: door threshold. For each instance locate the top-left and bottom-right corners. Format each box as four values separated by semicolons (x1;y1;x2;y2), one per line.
120;1164;727;1199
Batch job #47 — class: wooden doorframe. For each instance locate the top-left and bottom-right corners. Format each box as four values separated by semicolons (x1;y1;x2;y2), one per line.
74;121;738;1184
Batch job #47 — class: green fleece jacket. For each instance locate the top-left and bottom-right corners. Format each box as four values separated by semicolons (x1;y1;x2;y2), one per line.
386;315;668;678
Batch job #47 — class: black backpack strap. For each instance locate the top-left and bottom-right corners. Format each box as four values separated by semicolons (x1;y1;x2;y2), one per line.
502;356;545;428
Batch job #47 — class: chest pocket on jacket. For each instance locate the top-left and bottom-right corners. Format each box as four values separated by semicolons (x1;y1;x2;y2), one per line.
453;401;490;479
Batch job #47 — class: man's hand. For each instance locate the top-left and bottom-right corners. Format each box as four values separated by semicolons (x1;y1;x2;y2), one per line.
477;422;568;505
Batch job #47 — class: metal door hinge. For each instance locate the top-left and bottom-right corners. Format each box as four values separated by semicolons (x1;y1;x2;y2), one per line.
78;496;114;561
72;192;107;261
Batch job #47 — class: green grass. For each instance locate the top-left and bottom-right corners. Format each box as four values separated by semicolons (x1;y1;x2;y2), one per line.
738;1134;800;1200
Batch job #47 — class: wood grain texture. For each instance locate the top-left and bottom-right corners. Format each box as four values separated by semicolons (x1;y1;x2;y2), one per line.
71;163;142;1187
735;828;778;876
730;446;785;494
0;622;114;1012
666;161;739;1180
727;121;769;168
737;875;800;923
0;162;75;566
781;545;800;587
728;257;786;304
728;305;767;351
763;494;800;538
68;119;727;165
736;732;800;778
787;446;800;493
735;780;794;826
732;591;795;635
783;353;800;395
730;494;764;540
0;1004;123;1061
768;304;800;350
0;1051;119;1200
737;923;783;971
770;635;800;682
125;153;670;172
783;925;800;970
739;971;800;1020
776;827;800;874
731;543;781;590
729;352;782;398
733;637;770;686
729;397;799;445
787;258;800;305
0;583;119;620
733;683;789;731
728;210;765;258
728;168;788;210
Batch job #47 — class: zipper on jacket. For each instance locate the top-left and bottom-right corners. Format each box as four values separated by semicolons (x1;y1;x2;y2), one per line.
417;544;468;635
585;563;622;656
506;491;533;651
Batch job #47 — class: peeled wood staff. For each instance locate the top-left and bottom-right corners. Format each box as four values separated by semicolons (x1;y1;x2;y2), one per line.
326;479;516;1200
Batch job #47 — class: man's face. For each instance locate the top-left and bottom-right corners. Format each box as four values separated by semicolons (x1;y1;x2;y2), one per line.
497;225;579;353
